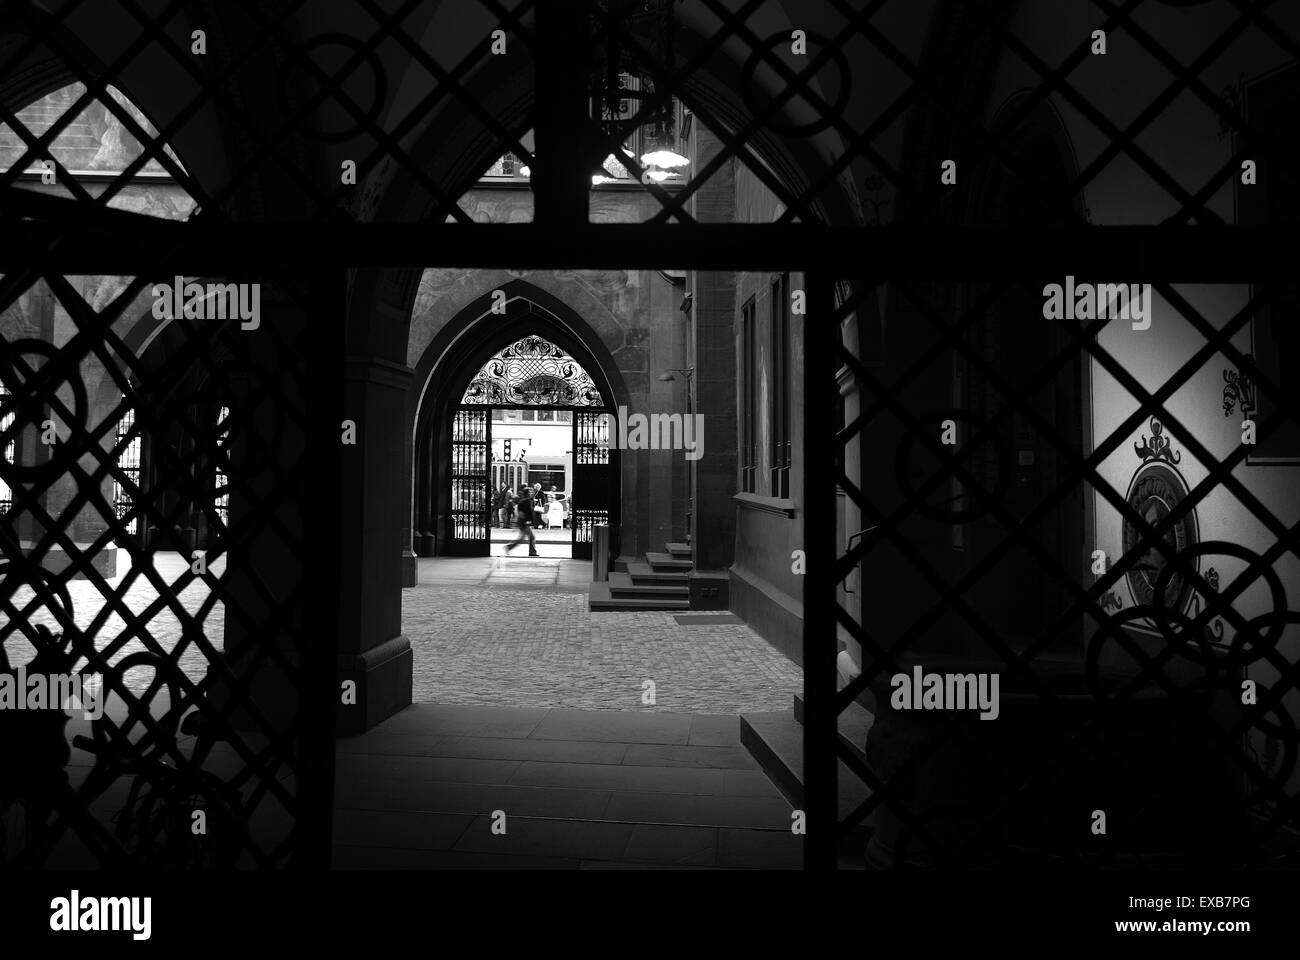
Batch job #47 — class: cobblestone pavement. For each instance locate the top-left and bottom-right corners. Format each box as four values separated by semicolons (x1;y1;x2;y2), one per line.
3;552;803;715
3;551;224;695
405;558;801;713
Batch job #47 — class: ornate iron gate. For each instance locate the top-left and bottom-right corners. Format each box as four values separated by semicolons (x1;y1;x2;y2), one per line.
572;409;616;561
448;409;490;555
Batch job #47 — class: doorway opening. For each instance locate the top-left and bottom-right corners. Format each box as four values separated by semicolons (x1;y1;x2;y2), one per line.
487;407;576;558
440;332;618;561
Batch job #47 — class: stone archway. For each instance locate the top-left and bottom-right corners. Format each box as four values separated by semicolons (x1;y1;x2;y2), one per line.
409;281;629;570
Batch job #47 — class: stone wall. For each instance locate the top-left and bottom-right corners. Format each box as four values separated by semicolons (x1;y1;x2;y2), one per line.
405;184;691;561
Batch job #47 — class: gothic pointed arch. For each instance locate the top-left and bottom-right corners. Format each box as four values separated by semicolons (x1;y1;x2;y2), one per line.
407;280;627;560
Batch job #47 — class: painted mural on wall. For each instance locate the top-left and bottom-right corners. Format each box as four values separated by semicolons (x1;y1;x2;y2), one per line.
1092;288;1298;635
1089;290;1300;806
0;83;184;174
0;82;196;222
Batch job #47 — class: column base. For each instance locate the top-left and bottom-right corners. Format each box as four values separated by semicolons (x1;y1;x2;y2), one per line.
337;634;413;735
202;636;414;738
401;549;418;588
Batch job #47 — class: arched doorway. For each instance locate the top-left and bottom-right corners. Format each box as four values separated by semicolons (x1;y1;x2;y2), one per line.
412;290;625;563
448;333;615;559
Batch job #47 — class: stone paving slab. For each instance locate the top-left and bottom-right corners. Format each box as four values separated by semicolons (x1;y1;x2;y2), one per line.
332;703;799;866
600;791;793;830
337;732;631;764
718;826;804;869
333;845;581;870
528;708;694;744
366;703;550;738
335;776;615;820
576;861;727;870
335;753;523;785
623;823;718;866
688;714;744;746
452;815;635;860
417;556;589;591
620;742;757;769
334;808;475;851
505;760;773;798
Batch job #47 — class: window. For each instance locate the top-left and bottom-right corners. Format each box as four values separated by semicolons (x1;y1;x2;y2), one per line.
492;460;528;491
770;273;791;498
528;463;567;490
740;276;795;499
0;383;14;514
481;83;689;186
112;402;141;535
740;296;758;493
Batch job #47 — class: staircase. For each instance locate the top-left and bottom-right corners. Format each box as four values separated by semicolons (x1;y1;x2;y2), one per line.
588;541;693;611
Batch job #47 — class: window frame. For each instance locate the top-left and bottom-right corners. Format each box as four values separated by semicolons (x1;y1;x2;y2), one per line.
740;294;758;494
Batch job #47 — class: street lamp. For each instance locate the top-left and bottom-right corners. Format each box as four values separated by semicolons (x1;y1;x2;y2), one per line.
657;367;695;415
656;367;693;384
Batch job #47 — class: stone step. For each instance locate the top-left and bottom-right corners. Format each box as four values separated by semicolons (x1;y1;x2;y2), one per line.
740;709;875;856
588;581;689;611
608;571;688;598
645;551;692;572
626;561;689;585
792;692;875;769
739;712;803;806
665;541;693;559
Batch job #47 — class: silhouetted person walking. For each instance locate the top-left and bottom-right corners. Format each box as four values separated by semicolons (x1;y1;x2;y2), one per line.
505;485;539;556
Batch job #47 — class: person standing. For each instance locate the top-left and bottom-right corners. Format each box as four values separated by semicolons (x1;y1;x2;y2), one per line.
492;483;509;527
531;482;545;528
506;484;539;556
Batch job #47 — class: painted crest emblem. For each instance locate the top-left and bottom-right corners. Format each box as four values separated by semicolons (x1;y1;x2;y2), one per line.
1122;418;1198;611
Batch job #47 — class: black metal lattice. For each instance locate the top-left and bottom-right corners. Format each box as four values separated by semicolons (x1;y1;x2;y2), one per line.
0;268;340;867
0;0;1297;872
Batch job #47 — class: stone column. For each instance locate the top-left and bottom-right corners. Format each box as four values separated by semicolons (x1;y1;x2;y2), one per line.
12;277;119;578
338;355;414;734
687;125;739;591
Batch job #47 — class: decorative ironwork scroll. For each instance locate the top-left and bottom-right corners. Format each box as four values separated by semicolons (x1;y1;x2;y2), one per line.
461;335;604;406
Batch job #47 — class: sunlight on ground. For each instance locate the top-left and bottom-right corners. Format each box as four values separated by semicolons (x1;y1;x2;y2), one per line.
3;551;224;694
